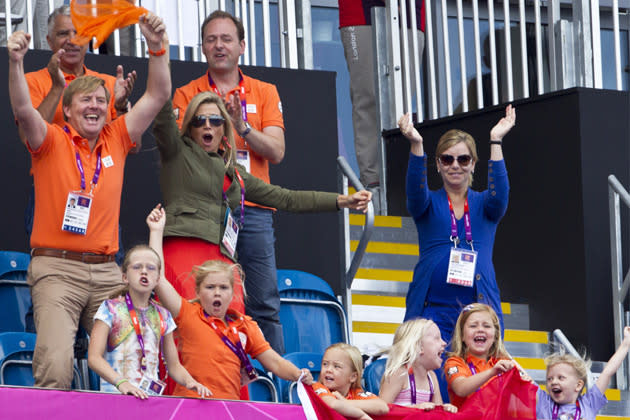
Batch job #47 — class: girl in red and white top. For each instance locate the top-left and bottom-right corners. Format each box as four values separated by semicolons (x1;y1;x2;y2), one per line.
313;343;389;420
379;318;456;412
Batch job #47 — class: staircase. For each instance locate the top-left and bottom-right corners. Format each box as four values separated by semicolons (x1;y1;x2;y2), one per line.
348;213;630;418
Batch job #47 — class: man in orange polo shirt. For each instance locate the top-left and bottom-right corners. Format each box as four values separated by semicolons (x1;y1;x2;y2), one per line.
24;5;136;132
8;13;170;389
172;10;286;354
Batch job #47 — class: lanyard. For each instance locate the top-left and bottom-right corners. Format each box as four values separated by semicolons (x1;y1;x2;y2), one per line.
467;361;477;375
207;315;257;381
447;195;473;249
207;70;248;123
408;368;434;404
125;293;166;372
65;126;102;193
222;167;246;227
552;400;581;420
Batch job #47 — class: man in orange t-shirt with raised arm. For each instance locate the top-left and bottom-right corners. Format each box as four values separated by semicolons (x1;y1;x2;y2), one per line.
171;10;286;354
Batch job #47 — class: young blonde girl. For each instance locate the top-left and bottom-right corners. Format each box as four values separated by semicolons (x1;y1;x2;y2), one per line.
88;243;210;399
313;343;389;420
147;204;314;399
537;326;630;420
379;319;457;412
443;303;514;408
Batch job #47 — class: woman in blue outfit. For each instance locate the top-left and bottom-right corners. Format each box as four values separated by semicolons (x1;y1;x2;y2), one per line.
397;105;516;398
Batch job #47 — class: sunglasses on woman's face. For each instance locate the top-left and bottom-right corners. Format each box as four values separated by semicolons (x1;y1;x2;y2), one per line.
191;114;225;128
439;154;473;166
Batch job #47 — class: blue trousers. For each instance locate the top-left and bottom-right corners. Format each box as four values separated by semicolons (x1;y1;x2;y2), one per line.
235;206;285;354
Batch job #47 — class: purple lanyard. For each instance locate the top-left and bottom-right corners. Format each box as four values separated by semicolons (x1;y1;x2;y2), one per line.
552;400;581;420
208;316;257;381
65;126;102;192
207;70;248;123
447;195;473;248
124;293;166;373
408;370;434;404
467;361;477;375
222;168;246;227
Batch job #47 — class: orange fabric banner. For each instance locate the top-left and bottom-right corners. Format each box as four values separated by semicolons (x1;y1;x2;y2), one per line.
70;0;148;48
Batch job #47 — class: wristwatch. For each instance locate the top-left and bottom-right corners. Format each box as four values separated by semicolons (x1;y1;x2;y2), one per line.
239;122;252;138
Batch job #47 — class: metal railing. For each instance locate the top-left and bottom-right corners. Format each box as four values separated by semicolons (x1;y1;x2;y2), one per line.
337;155;374;290
608;174;630;390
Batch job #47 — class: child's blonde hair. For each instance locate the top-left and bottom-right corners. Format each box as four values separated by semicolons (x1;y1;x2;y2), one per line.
449;303;509;359
320;343;364;390
383;318;435;378
544;352;591;390
190;260;246;302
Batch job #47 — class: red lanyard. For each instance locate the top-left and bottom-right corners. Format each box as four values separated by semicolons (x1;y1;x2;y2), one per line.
125;293;166;373
447;195;473;248
222;167;246;228
207;70;248;123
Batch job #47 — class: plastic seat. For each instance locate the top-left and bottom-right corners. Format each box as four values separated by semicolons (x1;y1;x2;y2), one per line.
0;251;30;280
277;270;349;355
0;280;31;332
0;332;36;386
363;357;387;395
247;359;279;402
273;351;321;403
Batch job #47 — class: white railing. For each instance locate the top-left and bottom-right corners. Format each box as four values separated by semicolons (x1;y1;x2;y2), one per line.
608;174;630;391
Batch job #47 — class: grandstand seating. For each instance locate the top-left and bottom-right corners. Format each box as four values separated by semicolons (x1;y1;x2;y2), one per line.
277;269;349;355
247;359;279;402
362;357;387;395
0;332;36;386
0;251;31;333
273;351;321;403
0;251;30;280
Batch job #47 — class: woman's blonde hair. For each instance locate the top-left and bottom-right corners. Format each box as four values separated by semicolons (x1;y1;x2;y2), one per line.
449;303;509;359
109;244;161;299
544;352;590;391
320;343;364;390
435;129;478;187
180;92;237;169
383;318;435;378
189;259;245;302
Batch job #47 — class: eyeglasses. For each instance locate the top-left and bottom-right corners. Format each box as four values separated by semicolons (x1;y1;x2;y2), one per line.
439;154;473;166
191;114;225;128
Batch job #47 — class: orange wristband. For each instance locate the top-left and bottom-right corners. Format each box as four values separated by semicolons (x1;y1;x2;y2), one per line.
148;46;166;56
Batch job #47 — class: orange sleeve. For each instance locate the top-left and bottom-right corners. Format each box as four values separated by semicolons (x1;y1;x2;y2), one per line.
444;356;472;386
312;382;335;398
243;317;271;358
257;82;284;130
348;388;379;400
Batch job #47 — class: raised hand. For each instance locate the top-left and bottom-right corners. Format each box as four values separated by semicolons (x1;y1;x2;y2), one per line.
114;65;137;111
7;31;30;62
46;49;65;88
146;204;166;232
398;112;423;144
225;91;245;132
490;104;516;141
138;13;166;50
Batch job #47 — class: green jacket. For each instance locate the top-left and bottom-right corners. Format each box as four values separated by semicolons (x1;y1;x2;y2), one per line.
153;100;339;261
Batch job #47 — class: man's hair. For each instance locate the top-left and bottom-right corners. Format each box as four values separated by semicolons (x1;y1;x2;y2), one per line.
47;5;70;38
62;76;111;120
200;10;245;42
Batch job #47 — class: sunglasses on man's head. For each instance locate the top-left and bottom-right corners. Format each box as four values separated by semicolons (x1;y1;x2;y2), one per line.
191;114;225;128
439;154;473;166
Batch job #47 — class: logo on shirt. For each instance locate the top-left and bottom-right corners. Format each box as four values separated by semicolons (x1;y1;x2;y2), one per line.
278;101;283;114
447;366;458;377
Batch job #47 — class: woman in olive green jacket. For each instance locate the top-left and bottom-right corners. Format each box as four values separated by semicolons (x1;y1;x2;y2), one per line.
153;91;371;312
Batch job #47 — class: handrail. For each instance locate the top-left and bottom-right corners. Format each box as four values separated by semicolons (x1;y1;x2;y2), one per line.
552;329;594;390
608;174;630;390
337;156;374;289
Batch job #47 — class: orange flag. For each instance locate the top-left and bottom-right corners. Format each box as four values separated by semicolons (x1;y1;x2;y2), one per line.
70;0;149;48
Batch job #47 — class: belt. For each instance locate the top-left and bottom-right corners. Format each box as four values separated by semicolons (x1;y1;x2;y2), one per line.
31;248;116;264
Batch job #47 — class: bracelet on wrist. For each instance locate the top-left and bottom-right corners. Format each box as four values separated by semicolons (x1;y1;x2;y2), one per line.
115;378;129;389
148;46;166;56
489;140;502;145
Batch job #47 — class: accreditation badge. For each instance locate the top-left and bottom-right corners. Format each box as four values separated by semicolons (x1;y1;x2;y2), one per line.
236;149;251;173
62;192;92;235
446;248;478;287
138;374;165;396
222;207;239;258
